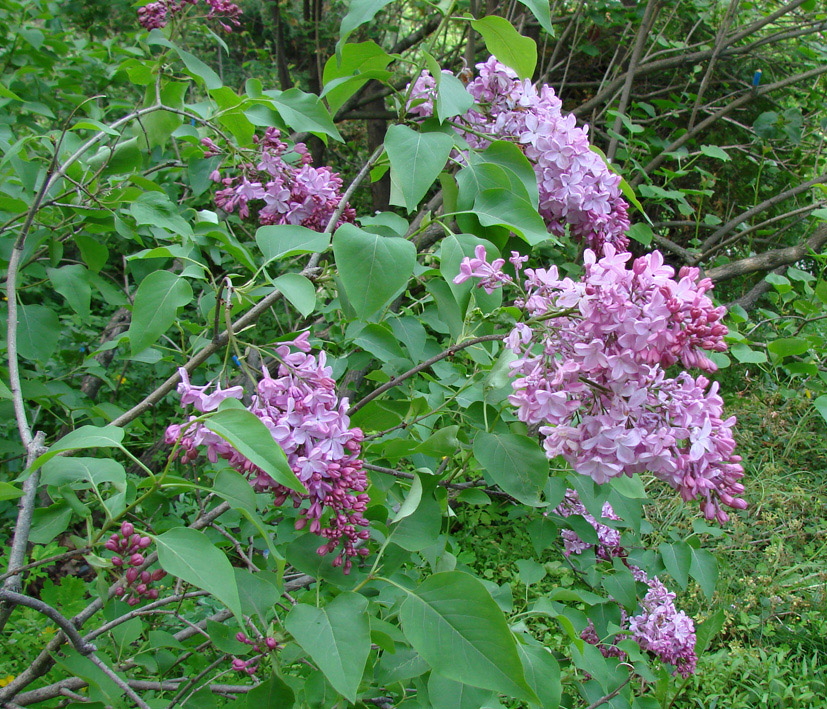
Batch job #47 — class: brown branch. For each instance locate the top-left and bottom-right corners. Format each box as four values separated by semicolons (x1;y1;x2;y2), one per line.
707;225;827;283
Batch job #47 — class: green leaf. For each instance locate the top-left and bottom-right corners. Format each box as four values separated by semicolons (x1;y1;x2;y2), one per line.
627;223;653;246
354;323;407;361
517;644;561;708
767;337;810;358
284;592;371;702
516;0;554;36
516;558;546;586
256;224;331;263
436;73;474;122
205;407;306;494
47;265;92;318
471;141;540;208
213;468;257;513
694;608;725;655
393;486;442;551
687;546;717;599
128;271;194;354
399;571;538;702
699;144;731;162
234;568;281;622
267;88;342;141
322;41;392;115
332;222;416;319
273;273;317;317
729;342;767;364
336;0;395;58
41;457;126;491
658;541;690;590
29;502;73;544
0;482;24;501
814;395;827;425
16;304;60;362
602;561;637;612
245;672;295;709
385;125;454;211
471;16;537;80
155;527;243;621
473;188;551;245
176;48;222;90
32;426;125;469
473;432;548;506
427;674;494;709
392;474;424;524
129;191;193;238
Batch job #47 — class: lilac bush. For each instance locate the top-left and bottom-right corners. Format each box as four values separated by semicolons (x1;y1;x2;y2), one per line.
137;0;242;32
165;334;370;572
204;128;356;232
408;58;631;251
456;245;746;523
557;490;698;677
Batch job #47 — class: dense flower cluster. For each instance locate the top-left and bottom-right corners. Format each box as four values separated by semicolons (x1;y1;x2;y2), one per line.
165;334;370;572
456;245;746;523
204;127;355;232
105;522;166;606
407;58;630;251
556;491;697;677
137;0;241;32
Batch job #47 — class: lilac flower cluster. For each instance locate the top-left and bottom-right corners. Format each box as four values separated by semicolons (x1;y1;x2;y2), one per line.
231;632;281;676
556;491;697;677
137;0;241;32
456;246;746;523
205;128;355;232
105;522;166;606
407;58;630;251
165;334;370;572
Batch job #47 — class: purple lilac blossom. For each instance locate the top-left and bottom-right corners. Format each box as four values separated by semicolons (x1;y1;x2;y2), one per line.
556;490;697;677
165;334;370;572
406;57;630;252
209;127;356;232
105;521;166;606
456;246;746;524
137;0;241;31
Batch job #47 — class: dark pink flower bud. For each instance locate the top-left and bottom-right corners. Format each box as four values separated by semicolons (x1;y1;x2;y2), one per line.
136;584;148;595
121;522;134;537
265;637;277;650
236;632;247;643
126;568;139;584
138;536;151;549
112;556;123;567
129;553;145;566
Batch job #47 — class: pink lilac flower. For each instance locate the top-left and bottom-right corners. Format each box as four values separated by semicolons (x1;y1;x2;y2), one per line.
137;0;241;31
165;335;370;572
557;490;697;677
105;521;166;606
209;127;355;232
406;57;630;251
455;246;746;523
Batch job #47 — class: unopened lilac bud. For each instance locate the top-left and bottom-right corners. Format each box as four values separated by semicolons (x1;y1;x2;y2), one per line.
141;571;150;583
112;556;123;567
136;583;148;595
151;569;167;581
147;588;159;600
236;632;247;643
129;553;145;566
126;568;139;584
115;586;124;596
127;596;140;606
265;637;277;650
139;536;151;549
120;522;134;537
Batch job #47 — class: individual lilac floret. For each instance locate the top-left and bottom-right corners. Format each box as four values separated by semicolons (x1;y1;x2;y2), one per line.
105;521;166;606
176;368;243;412
455;245;746;523
453;245;513;293
210;127;355;232
559;490;698;677
165;334;370;572
406;57;630;251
